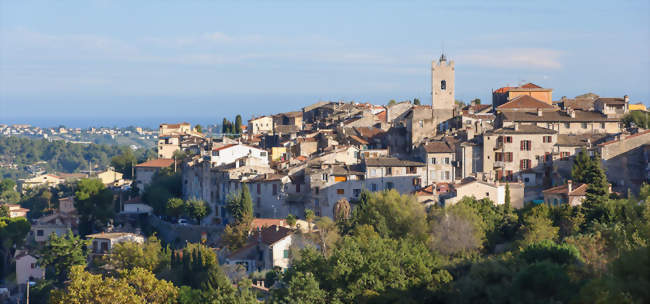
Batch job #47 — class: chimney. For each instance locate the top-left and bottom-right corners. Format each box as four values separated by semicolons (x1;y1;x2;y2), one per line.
570;109;575;118
567;180;572;193
514;123;519;131
624;95;629;104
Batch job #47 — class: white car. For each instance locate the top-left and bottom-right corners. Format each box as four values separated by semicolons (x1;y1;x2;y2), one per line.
177;219;190;226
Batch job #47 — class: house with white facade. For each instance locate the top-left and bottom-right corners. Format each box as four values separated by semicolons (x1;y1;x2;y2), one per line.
15;252;44;284
209;144;269;167
225;225;295;273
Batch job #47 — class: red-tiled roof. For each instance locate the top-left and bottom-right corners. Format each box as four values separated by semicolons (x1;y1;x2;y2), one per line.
258;225;292;245
375;110;387;123
543;182;588;196
250;218;287;231
212;144;237;151
497;95;555;110
414;184;435;196
520;82;542;89
494;86;515;93
135;158;174;168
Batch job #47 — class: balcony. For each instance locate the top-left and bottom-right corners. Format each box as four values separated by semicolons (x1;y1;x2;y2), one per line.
494;142;504;150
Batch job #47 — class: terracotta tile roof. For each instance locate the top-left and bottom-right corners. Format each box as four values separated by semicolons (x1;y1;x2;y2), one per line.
349;135;369;145
258;225;292;245
135;158;174;168
497;95;555;110
501;109;619;122
365;157;425;167
596;97;626;105
422;141;454;153
543;182;588;196
212;143;237;151
414;184;435;196
494;86;515;93
250;218;287;231
520;82;542;89
598;130;650;147
464;104;492;113
375;110;387;123
489;125;557;135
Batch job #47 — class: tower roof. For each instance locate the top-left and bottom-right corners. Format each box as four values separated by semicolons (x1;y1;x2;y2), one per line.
439;53;447;62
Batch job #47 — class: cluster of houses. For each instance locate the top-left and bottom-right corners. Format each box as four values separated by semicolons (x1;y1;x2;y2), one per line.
2;55;650;290
0;124;157;142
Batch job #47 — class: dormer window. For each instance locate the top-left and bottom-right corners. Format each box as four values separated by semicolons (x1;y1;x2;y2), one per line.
441;80;446;90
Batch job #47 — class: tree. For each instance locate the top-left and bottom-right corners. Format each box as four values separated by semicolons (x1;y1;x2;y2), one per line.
74;178;114;235
583;153;610;221
350;190;428;241
186;199;210;225
286;214;297;228
39;230;89;283
387;99;397;106
166;197;185;219
0;216;30;278
0;205;8;217
273;272;327;304
142;168;182;215
333;198;350;222
226;186;253;225
429;202;485;256
305;209;315;232
110;148;136;179
519;240;582;266
413;98;421;105
0;178;20;204
110;235;169;272
194;124;203;133
517;206;559;247
622;110;649;129
235;115;243;134
571;150;592;183
471;98;481;105
312;216;339;257
50;265;178;304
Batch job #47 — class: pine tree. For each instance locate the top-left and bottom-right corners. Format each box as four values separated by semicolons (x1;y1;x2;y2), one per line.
571;150;592;183
583;153;610;222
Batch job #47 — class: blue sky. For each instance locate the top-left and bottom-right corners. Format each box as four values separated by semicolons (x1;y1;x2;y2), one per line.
1;0;648;127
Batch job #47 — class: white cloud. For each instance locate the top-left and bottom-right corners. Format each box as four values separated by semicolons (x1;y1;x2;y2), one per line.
456;48;564;69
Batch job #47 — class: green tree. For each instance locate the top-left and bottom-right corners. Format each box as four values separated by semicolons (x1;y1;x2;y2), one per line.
0;178;20;204
0;204;8;217
39;230;89;283
471;98;481;105
622;110;649;129
185;199;210;225
350;190;428;241
120;267;179;304
166;197;185;219
226;185;253;224
286;214;297;228
510;261;573;303
109;235;169;272
571;150;592;183
413;98;421;105
519;240;582;266
517;206;559;247
583;153;610;222
273;272;327;304
312;216;339;257
387;99;397;106
142;168;182;215
0;216;30;278
235;115;243;134
304;209;315;232
75;178;114;235
110;148;137;179
194;124;203;133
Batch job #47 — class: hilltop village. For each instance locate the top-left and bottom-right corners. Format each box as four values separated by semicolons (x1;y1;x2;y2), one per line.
1;55;649;303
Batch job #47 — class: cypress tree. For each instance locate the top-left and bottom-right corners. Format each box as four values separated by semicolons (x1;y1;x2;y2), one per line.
235;114;243;134
505;182;511;210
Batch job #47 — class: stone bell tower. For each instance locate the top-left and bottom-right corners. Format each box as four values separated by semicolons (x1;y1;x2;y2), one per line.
431;54;455;129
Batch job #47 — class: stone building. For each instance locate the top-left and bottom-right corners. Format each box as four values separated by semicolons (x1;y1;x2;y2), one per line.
483;125;557;186
492;83;553;110
417;141;456;185
542;180;587;207
431;54;455;129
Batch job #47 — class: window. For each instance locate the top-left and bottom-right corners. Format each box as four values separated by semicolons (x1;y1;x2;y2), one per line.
283;250;289;259
431;157;437;164
370;168;377;176
441;80;446;90
520;140;531;151
581;122;588;129
386;182;394;189
600;122;606;129
322;174;328;181
504;136;512;143
560;152;570;161
444;157;450;164
37;230;44;236
272;184;278;195
31;263;36;269
545;152;552;162
419;120;424;128
431;171;436;180
334;176;347;182
520;159;531;170
337;189;345;195
564;122;570;128
445;171;450;180
257;184;261;194
505;152;513;162
353;189;361;197
495;152;503;161
260;151;267;157
408;167;417;174
506;170;513;181
314;187;320;194
371;183;378;191
543;136;552;143
386;167;393;176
